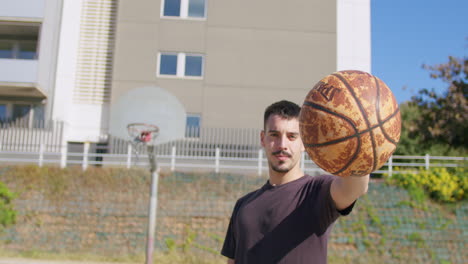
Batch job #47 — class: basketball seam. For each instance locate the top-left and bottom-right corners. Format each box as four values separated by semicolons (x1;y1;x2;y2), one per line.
375;76;400;146
301;101;361;175
303;104;399;147
333;73;378;172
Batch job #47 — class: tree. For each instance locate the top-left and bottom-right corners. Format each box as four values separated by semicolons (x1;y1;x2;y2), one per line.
394;102;422;155
397;56;467;155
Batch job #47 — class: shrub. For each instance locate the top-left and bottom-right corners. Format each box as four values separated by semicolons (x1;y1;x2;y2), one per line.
0;181;16;230
385;167;467;203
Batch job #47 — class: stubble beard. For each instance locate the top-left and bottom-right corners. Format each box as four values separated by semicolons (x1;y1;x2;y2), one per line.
271;164;291;173
270;159;297;173
269;150;296;173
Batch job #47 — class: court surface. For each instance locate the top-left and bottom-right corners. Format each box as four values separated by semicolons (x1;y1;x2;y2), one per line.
0;259;126;264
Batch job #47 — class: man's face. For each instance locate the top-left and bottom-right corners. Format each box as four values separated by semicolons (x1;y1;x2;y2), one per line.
261;114;305;174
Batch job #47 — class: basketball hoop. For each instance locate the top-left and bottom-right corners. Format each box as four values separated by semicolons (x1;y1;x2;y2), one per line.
127;123;159;166
127;123;159;144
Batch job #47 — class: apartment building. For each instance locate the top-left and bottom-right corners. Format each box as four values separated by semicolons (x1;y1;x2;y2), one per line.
112;0;371;131
0;0;370;145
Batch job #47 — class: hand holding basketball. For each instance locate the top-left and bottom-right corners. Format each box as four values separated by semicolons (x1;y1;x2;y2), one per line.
299;70;401;177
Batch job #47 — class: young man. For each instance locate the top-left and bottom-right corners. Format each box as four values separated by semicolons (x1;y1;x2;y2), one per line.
221;100;369;264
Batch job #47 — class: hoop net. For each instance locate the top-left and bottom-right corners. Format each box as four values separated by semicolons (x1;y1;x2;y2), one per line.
127;123;159;145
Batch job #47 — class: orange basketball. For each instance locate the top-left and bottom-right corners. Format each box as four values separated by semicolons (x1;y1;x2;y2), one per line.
299;70;401;177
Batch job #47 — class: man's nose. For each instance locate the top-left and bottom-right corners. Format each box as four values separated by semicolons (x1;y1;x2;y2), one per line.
277;135;288;149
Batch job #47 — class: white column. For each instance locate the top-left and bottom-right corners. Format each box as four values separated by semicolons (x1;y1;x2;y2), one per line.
425;154;430;170
177;53;186;77
171;146;176;171
127;143;132;169
38;143;45;167
60;143;67;168
82;142;90;171
337;0;371;72
388;155;393;177
180;0;189;18
215;148;220;173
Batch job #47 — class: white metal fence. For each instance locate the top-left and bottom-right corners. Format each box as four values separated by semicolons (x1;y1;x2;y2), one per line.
0;123;466;175
109;126;262;158
0;119;65;152
0;142;466;176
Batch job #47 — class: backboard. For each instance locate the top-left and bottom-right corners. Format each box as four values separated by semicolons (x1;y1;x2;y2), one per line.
109;86;186;144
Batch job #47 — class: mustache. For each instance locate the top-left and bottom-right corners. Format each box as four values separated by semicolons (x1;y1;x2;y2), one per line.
272;150;292;157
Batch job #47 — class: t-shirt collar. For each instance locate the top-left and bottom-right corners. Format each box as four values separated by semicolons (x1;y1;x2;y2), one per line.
263;175;308;190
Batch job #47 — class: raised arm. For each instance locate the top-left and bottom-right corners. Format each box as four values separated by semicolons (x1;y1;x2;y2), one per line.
330;175;369;210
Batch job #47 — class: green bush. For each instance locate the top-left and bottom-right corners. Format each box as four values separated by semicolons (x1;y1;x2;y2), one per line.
0;181;16;230
385;167;467;203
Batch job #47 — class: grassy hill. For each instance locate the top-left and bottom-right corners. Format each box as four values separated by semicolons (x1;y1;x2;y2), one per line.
0;166;466;264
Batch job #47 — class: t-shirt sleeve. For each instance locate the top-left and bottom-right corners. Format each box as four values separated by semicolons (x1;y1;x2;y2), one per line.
337;200;355;216
221;200;240;259
311;174;356;234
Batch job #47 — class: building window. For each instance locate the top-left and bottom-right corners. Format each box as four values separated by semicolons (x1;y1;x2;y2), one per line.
162;0;207;19
158;52;204;78
12;104;31;120
0;24;39;60
18;41;37;59
185;114;201;137
187;114;200;127
185;114;201;138
0;104;7;120
0;42;14;58
160;53;178;75
0;40;38;60
185;55;203;76
33;105;45;121
0;103;44;124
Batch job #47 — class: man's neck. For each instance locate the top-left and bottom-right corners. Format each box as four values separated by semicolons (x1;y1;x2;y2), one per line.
268;168;304;186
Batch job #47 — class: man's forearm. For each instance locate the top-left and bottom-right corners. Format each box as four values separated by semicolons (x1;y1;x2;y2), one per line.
331;174;369;210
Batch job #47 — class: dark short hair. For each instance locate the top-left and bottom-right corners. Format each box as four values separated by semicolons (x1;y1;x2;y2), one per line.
263;100;301;129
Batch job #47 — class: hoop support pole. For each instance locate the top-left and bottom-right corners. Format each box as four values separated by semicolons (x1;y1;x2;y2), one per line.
145;145;159;264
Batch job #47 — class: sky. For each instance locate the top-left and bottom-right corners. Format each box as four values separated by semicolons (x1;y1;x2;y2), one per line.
371;0;467;104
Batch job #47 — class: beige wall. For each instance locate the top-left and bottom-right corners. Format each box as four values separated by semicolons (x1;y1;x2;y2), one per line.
112;0;337;129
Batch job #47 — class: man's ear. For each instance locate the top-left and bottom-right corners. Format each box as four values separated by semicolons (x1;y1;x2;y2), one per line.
260;130;265;147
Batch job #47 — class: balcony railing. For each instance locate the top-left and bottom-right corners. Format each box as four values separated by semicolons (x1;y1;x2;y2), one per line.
0;0;45;19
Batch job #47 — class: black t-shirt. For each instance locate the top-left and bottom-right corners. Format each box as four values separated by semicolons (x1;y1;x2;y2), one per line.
221;174;354;264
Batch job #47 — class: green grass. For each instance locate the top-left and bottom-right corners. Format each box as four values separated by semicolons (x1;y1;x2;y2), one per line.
0;249;225;264
1;248;431;264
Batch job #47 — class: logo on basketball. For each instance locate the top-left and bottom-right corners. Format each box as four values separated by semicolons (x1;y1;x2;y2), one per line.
316;82;341;101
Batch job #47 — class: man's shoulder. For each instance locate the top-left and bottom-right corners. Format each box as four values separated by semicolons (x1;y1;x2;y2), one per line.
231;183;270;211
303;174;336;185
236;187;263;205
